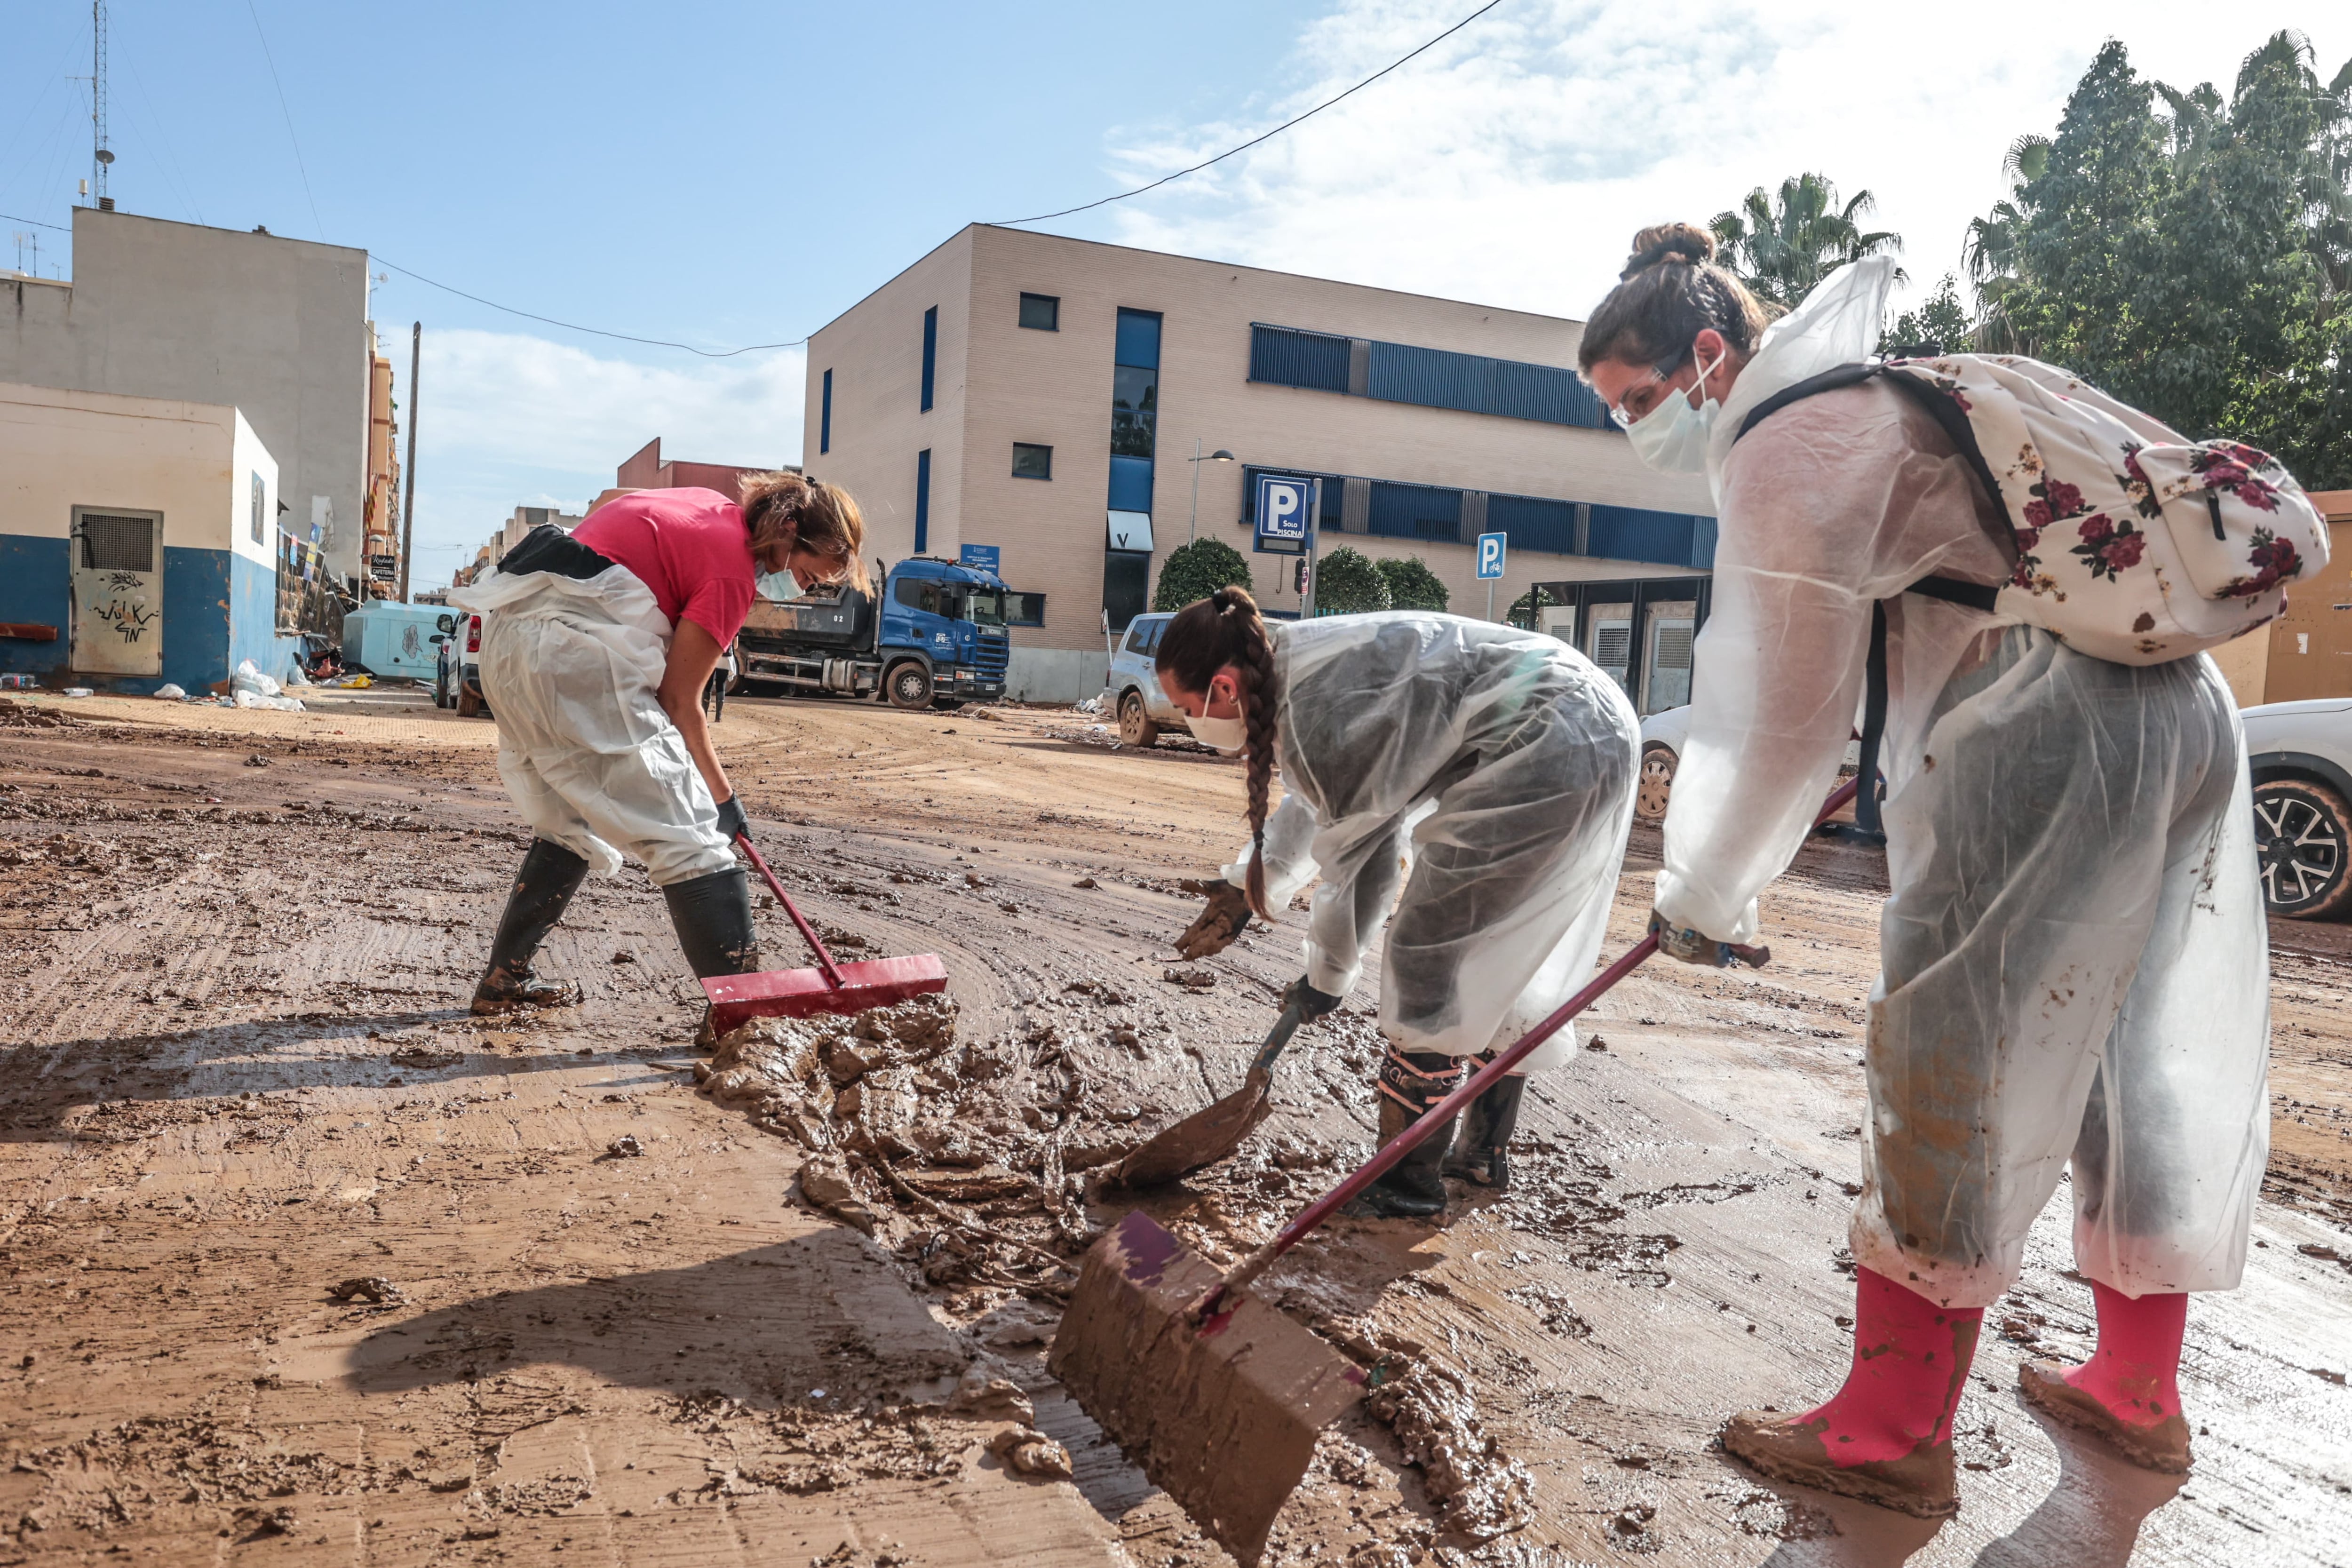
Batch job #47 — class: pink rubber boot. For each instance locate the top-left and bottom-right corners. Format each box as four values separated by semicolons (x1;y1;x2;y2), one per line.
1721;1267;1983;1517
2019;1282;2193;1472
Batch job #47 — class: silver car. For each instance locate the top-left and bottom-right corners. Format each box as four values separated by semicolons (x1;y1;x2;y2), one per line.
2243;697;2352;918
1106;612;1184;747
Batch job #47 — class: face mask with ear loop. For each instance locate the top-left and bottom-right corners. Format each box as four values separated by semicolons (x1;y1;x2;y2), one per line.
1185;712;1247;754
1621;342;1728;473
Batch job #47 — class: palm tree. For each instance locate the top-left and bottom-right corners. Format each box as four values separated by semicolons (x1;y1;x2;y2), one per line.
1709;173;1906;309
1963;135;2049;352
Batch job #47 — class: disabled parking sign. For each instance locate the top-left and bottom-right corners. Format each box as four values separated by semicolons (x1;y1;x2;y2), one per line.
1476;531;1507;580
1255;473;1313;554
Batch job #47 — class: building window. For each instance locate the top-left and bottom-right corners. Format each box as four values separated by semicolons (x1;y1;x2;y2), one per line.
1019;293;1059;331
920;306;938;413
914;448;931;555
819;368;832;454
1012;442;1053;481
1102;308;1163;630
1103;550;1151;633
251;472;265;544
1249;321;1613;431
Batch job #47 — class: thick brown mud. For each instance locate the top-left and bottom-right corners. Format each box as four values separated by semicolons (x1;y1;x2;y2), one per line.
0;690;2346;1566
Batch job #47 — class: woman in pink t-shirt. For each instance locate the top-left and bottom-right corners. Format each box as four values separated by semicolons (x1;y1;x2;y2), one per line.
453;472;867;1014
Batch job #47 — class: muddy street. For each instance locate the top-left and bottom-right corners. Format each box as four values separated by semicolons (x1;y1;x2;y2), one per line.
1;688;2347;1567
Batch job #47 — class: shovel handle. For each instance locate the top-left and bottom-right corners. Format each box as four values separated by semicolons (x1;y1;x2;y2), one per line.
1206;775;1860;1308
1247;1004;1305;1081
734;832;845;990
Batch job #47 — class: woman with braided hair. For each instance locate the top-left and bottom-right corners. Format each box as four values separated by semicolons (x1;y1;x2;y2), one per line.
1158;587;1639;1218
451;474;867;1014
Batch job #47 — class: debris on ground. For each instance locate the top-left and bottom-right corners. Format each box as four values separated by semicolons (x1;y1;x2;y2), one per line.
326;1276;403;1304
606;1134;645;1158
243;754;271;767
389;1044;461;1069
1363;1358;1536;1541
987;1424;1074;1479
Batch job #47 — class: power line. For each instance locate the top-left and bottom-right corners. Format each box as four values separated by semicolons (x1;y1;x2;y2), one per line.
373;257;809;358
242;0;325;241
0;210;71;233
991;0;1506;227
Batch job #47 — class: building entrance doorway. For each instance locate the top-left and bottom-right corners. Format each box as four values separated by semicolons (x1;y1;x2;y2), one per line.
70;507;164;677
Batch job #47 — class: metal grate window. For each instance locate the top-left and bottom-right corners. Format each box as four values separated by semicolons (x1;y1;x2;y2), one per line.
1653;621;1694;670
80;512;154;571
1593;623;1632;669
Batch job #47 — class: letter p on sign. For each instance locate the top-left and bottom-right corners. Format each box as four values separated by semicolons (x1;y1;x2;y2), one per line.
1476;531;1507;580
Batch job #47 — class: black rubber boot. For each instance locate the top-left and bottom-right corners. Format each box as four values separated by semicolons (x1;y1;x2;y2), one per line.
472;839;591;1014
1359;1049;1462;1218
662;866;761;979
1443;1054;1527;1191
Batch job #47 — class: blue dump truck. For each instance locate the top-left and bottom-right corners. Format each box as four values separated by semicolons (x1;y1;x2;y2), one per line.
735;556;1044;709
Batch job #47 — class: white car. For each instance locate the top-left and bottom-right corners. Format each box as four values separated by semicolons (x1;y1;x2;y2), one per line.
1104;612;1185;747
2242;698;2352;918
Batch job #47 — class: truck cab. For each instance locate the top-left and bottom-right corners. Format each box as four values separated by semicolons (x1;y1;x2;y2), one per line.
736;556;1043;709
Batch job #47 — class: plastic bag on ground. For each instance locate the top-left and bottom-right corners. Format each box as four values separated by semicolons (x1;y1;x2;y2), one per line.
230;659;283;699
153;683;185;700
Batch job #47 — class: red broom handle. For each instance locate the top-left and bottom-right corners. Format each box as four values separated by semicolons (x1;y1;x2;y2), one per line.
1211;775;1862;1304
734;832;846;989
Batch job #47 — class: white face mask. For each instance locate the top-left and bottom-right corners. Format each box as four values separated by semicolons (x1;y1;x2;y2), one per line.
1624;344;1727;473
1186;712;1246;754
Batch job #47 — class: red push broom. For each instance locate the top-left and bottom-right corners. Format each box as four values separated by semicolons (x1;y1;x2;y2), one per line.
700;834;948;1032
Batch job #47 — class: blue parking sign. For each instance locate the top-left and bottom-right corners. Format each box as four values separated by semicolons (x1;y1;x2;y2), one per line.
1255;473;1313;553
1476;532;1507;579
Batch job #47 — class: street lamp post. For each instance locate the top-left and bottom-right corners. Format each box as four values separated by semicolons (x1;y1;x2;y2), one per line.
1185;440;1236;543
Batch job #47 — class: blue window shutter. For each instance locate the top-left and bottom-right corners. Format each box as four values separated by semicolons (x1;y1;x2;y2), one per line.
1248;325;1350;392
1367;480;1462;543
1114;309;1161;369
1486;492;1578;554
914;448;931;554
1106;455;1154;514
819;368;833;454
1587;504;1694;566
921;307;938;413
1692;516;1718;568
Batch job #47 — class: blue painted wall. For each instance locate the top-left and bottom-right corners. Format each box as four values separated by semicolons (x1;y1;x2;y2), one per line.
0;534;303;693
0;535;70;680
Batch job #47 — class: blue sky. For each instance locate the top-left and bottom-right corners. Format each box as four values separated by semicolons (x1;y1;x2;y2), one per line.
4;1;2345;587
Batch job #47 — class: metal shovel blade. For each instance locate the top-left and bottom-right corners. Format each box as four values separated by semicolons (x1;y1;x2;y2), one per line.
1048;1211;1363;1567
1109;1007;1302;1188
701;953;948;1033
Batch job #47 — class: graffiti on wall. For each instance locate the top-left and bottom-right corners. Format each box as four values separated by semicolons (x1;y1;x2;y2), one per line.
91;597;158;644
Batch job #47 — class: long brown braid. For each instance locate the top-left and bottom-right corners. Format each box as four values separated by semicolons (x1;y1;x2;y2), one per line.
1155;587;1281;918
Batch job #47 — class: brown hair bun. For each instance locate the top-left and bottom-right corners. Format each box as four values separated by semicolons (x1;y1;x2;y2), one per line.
1622;223;1717;279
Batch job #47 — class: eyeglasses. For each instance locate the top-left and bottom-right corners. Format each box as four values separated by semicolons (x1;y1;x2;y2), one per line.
1604;355;1692;430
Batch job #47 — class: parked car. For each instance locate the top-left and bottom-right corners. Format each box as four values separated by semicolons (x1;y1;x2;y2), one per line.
1104;612;1186;747
1634;705;1691;821
2242;698;2352;918
435;612;488;717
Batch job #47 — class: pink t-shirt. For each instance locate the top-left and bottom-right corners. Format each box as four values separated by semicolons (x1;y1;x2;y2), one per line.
572;487;757;647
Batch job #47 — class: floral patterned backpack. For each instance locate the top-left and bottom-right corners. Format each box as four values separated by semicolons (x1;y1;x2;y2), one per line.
1734;353;2329;665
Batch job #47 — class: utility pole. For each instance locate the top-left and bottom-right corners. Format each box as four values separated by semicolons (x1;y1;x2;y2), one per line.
1301;477;1322;619
398;322;420;603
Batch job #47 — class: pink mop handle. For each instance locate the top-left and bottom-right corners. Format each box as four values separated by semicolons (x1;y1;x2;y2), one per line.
1213;775;1862;1302
734;832;846;989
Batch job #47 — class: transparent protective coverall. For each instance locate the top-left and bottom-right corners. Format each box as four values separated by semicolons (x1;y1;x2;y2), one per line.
1224;613;1639;1071
1655;256;2268;1309
450;563;736;888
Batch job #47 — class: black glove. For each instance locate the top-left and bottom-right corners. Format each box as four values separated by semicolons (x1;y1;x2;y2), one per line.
714;795;751;844
1648;909;1769;969
1285;975;1344;1022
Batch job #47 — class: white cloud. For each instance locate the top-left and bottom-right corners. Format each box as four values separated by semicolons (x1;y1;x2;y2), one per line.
404;327;803;580
1102;0;2349;323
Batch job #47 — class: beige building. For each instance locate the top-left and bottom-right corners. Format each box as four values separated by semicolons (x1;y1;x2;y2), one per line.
804;225;1716;704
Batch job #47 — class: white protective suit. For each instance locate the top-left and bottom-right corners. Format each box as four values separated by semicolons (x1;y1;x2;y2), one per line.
1655;256;2268;1308
450;555;735;888
1224;613;1639;1071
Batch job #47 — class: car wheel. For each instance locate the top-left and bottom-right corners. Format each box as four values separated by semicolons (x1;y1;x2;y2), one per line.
886;661;933;709
1634;743;1677;822
2254;778;2352;918
1119;690;1161;748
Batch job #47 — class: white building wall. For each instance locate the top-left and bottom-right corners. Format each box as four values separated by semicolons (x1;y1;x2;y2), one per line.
0;382;255;554
0;208;369;579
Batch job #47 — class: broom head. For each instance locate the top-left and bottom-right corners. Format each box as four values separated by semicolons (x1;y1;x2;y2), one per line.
702;953;947;1032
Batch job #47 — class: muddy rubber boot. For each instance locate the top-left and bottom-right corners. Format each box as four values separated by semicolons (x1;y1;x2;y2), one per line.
663;867;760;1048
1442;1055;1526;1190
2018;1361;2193;1474
1719;1411;1959;1518
1358;1050;1462;1218
472;839;590;1014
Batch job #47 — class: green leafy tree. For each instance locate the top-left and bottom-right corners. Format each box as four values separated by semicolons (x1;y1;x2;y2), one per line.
1881;274;1977;355
1710;173;1906;309
1151;537;1253;613
1311;546;1391;614
1970;33;2352;486
1507;585;1562;631
1374;554;1449;612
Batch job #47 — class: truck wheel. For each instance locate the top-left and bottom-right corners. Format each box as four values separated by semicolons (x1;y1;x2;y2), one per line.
1119;690;1160;748
1635;743;1677;822
2254;777;2352;918
886;661;933;709
456;686;483;719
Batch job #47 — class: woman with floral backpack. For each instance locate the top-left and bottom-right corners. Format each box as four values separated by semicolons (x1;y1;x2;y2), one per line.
1578;223;2310;1517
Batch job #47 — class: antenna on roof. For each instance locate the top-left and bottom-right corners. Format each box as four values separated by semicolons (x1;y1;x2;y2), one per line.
90;2;115;211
